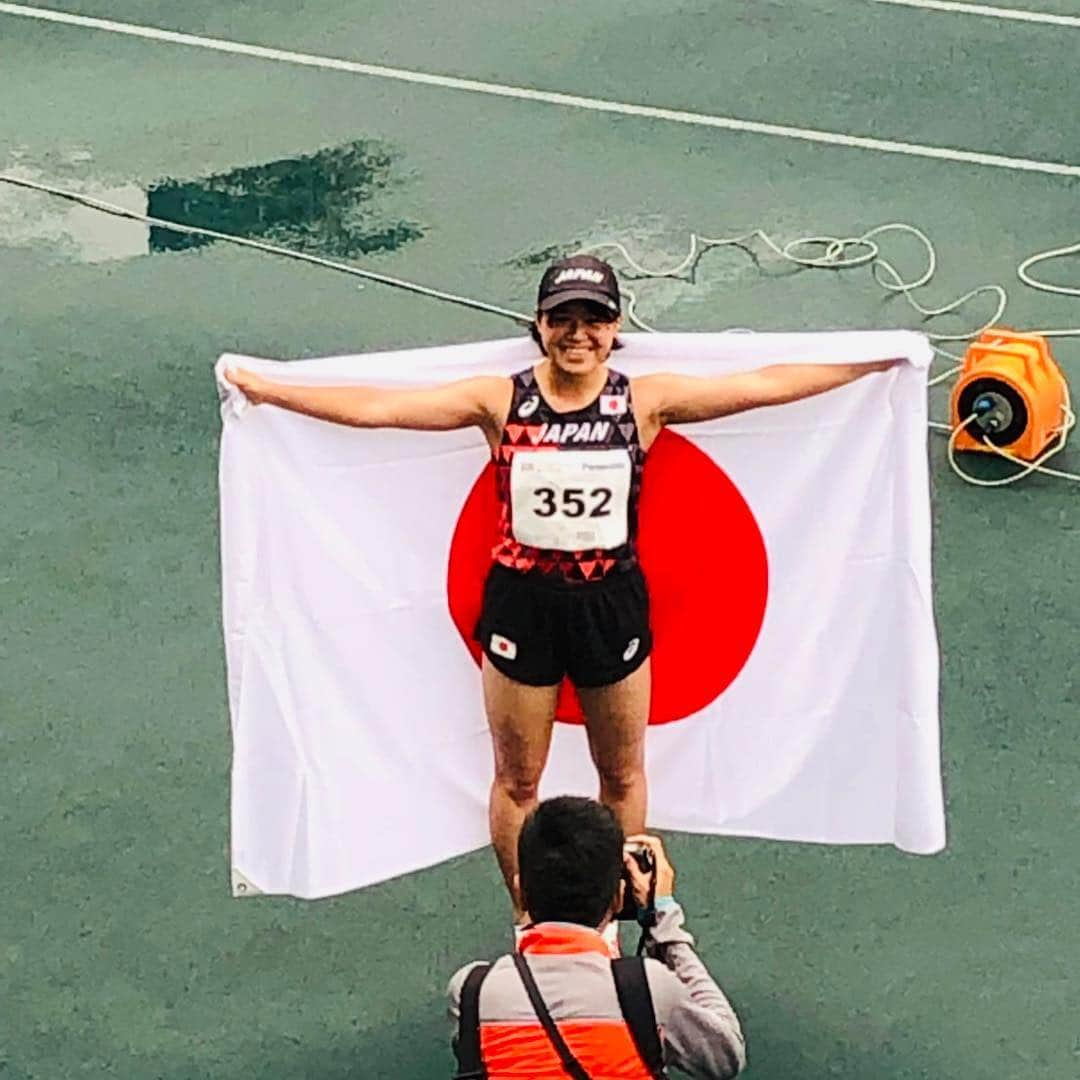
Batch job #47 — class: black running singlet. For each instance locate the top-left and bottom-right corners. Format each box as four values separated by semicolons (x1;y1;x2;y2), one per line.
491;367;646;584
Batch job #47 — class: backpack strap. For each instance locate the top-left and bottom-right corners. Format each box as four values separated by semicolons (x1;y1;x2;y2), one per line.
453;963;491;1080
611;956;668;1079
512;953;593;1080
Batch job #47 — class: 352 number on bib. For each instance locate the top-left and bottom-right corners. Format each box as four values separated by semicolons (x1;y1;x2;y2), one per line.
510;449;631;551
532;486;613;519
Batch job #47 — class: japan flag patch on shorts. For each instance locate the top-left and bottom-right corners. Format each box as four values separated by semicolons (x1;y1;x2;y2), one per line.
490;633;518;660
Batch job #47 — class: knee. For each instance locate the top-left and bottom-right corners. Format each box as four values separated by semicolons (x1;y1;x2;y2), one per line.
596;761;645;800
494;768;542;807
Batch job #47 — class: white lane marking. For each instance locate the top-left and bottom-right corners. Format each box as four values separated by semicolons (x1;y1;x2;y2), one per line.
868;0;1080;29
1;2;1079;177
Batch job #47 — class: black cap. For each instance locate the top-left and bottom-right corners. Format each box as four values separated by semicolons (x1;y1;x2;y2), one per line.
537;255;620;315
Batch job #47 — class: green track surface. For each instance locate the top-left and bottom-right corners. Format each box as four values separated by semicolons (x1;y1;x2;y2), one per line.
2;3;1078;1077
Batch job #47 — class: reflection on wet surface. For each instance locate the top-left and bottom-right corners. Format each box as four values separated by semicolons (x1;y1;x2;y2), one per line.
0;140;423;264
148;140;423;257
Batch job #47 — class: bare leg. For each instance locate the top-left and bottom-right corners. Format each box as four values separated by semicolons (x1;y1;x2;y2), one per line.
577;658;651;836
482;657;559;920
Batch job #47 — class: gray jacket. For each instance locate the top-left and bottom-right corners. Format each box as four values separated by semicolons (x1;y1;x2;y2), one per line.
447;902;746;1079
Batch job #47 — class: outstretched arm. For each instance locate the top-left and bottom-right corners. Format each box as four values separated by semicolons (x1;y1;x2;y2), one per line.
636;359;899;428
224;367;510;434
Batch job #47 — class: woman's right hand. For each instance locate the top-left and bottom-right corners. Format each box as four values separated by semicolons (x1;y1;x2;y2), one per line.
224;367;268;404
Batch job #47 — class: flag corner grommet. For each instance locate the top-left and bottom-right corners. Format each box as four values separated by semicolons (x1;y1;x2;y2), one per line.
231;868;263;897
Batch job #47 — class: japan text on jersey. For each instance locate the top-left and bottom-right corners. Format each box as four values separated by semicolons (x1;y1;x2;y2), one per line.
492;368;646;584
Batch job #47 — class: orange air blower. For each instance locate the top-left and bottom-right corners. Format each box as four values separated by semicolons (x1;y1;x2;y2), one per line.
949;329;1069;460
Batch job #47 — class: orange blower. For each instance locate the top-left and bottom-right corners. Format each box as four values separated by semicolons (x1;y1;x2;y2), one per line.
949;329;1069;460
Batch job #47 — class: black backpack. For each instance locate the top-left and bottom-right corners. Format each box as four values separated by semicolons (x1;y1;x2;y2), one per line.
453;953;668;1080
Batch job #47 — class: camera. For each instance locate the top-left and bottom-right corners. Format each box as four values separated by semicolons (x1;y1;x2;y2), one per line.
617;842;656;921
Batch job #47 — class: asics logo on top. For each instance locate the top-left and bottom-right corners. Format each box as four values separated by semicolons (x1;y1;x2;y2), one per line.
553;268;605;285
517;395;540;418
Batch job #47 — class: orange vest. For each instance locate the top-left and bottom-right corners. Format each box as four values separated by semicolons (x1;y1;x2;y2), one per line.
475;924;660;1079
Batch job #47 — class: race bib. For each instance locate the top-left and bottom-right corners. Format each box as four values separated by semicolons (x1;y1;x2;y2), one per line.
509;449;632;551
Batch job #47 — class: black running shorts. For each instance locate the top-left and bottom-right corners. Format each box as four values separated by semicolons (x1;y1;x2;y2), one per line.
475;563;652;689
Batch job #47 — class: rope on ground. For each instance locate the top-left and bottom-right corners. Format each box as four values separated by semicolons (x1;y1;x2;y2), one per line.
580;225;1080;485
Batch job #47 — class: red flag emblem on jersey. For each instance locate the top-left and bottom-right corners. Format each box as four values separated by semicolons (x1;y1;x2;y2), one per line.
599;394;628;416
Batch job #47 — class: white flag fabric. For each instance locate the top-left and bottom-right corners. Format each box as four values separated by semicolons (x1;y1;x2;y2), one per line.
216;331;944;900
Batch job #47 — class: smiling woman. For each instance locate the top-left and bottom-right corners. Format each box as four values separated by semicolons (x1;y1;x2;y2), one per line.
528;257;626;355
223;253;895;925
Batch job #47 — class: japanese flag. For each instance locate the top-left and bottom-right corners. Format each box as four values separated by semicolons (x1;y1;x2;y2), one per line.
216;331;944;900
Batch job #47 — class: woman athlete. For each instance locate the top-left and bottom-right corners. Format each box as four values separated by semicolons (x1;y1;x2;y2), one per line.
225;254;896;920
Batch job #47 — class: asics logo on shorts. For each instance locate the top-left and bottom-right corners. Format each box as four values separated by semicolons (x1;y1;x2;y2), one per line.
622;637;641;662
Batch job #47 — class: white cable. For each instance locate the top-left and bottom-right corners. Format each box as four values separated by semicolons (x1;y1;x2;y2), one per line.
927;365;962;387
580;224;1002;394
1018;239;1080;299
580;224;1009;353
583;225;1079;485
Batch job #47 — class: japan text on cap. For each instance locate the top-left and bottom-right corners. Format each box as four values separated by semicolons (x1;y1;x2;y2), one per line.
537;255;620;314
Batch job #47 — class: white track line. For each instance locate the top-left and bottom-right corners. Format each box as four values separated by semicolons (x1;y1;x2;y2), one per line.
2;2;1079;178
868;0;1080;30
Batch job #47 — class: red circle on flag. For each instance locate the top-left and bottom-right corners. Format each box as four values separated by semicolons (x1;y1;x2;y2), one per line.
446;429;768;725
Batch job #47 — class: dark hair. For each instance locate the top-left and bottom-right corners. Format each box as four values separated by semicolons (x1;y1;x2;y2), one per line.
529;318;625;355
518;796;624;927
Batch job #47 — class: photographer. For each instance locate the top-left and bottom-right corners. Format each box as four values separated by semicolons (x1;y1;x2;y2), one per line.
447;797;745;1079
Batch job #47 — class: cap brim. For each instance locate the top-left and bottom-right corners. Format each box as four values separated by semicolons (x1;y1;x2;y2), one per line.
538;289;620;314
